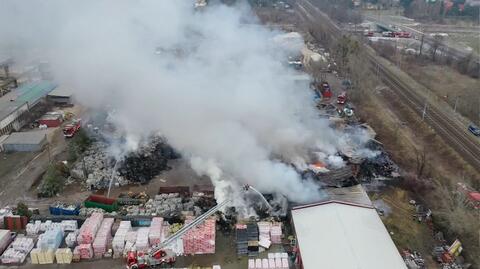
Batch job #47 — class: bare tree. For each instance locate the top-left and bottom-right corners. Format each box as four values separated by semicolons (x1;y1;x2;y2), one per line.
429;35;444;62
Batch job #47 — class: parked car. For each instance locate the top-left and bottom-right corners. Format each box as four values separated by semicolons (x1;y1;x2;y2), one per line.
468;124;480;136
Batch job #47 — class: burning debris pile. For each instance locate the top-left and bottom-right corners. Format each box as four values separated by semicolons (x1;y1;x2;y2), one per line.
117;136;179;184
359;140;399;180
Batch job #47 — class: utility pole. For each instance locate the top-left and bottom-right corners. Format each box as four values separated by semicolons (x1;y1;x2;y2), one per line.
454;96;460;113
419;34;424;57
422;102;428;121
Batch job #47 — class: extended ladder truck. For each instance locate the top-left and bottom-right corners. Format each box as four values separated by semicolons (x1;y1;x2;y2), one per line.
126;199;231;269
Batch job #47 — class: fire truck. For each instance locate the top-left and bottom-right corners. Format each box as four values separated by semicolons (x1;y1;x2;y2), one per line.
126;199;230;269
63;119;81;138
337;92;347;104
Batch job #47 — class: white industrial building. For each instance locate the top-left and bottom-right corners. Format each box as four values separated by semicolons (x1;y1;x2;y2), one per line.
291;185;407;269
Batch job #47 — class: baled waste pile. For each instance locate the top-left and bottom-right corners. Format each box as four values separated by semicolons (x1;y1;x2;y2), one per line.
118;136;178;184
70;141;128;189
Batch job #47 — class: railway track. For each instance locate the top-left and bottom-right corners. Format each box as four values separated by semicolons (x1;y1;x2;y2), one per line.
296;0;480;170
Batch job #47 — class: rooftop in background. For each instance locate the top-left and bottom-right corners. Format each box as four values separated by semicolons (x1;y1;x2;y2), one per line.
0;81;57;121
2;130;48;145
47;86;73;98
292;197;406;269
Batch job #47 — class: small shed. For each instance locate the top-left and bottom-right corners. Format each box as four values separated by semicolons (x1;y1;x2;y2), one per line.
2;131;48;152
47;87;73;106
38;113;63;127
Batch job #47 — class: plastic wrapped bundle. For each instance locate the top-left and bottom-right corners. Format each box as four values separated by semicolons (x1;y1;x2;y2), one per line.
270;223;282;244
112;221;131;257
11;237;34;252
37;227;64;251
92;218;114;258
182;217;215;255
77;212;103;244
248;259;255;269
76;244;93;260
262;258;269;268
257;222;271;241
26;223;41;235
65;231;79;248
60;220;78;232
125;230;137;243
39;220;52;232
1;248;28;264
30;248;40;264
135;227;150;252
0;230;12;255
148;217;163;246
281;258;289;268
55;248;73;264
269;258;275;269
255;258;262;268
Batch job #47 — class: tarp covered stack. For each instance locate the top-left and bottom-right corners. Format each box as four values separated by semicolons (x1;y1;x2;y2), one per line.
112;221;131;258
92;218;114;258
77;212;103;244
136;227;150;252
1;237;34;264
236;224;248;256
183;217;215;255
148;217;163;245
0;229;12;255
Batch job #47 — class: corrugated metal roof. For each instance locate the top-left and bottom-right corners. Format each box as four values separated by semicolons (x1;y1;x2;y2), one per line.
0;81;57;121
15;81;57;105
292;198;407;269
47;86;73;98
3;131;48;145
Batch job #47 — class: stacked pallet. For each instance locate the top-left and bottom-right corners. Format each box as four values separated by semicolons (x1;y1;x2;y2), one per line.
75;244;93;259
26;222;40;236
125;230;137;243
182;217;215;255
1;237;34;264
136;227;150;252
92;218;114;258
235;224;248;256
246;223;259;256
148;217;163;245
77;212;103;244
0;230;12;255
30;249;54;264
270;223;282;244
65;231;79;248
247;254;289;268
112;221;132;257
55;248;73;264
257;222;271;240
37;227;64;251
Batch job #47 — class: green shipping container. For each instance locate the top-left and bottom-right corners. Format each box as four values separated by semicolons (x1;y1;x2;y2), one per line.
84;195;118;212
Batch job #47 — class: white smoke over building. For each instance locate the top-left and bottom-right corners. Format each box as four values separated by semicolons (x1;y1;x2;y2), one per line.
0;0;371;204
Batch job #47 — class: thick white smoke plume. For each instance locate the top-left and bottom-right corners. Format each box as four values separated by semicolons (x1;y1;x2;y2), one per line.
0;0;368;204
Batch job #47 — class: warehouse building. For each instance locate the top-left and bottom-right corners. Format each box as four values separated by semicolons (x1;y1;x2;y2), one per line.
0;81;57;135
47;86;73;106
2;130;48;152
291;185;407;269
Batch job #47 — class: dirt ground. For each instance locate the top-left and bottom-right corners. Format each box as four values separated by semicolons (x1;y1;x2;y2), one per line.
401;61;480;125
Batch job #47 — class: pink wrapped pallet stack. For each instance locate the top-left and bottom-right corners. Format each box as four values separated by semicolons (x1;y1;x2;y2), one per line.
270;223;282;244
148;217;163;246
77;213;104;245
182;217;215;255
92;218;114;258
257;222;271;241
135;228;150;252
75;244;93;260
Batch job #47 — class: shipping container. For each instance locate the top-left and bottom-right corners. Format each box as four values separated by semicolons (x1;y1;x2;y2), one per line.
84;195;118;212
3;216;28;231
